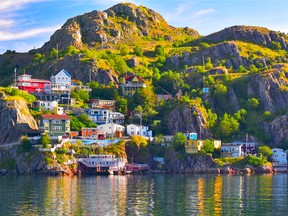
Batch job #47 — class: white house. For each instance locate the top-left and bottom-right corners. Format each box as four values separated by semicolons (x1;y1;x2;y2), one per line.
33;100;64;114
271;148;287;171
96;123;125;138
221;143;242;158
45;69;72;94
126;124;152;138
231;141;256;155
86;108;124;125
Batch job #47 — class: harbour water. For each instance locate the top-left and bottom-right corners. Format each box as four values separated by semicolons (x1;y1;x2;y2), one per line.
0;174;287;215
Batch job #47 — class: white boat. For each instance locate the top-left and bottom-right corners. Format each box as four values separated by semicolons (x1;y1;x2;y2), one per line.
76;154;127;174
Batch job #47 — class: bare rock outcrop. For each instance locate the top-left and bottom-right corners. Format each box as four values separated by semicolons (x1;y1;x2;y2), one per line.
164;148;216;173
197;25;287;50
262;115;288;146
165;41;252;70
167;105;211;139
246;69;288;113
0;146;47;174
0;98;38;144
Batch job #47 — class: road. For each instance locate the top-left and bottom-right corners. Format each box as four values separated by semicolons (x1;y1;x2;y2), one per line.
0;141;20;149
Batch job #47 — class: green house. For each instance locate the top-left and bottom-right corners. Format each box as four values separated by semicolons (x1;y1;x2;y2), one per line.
39;114;70;137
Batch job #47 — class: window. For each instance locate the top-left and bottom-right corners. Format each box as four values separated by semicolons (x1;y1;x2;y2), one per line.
53;126;62;131
44;127;49;131
52;120;62;124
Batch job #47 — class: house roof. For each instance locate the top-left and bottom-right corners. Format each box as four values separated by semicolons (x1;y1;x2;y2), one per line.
31;78;50;83
55;69;71;78
41;114;70;120
124;75;144;82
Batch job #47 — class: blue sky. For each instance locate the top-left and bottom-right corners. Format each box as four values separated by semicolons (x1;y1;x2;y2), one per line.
0;0;287;54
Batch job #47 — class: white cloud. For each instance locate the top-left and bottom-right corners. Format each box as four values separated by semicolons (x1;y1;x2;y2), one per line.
195;8;214;17
0;19;13;28
0;26;59;41
0;0;43;12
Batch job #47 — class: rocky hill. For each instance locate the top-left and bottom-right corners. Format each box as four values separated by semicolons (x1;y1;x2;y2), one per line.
196;25;287;50
0;3;287;147
39;3;199;53
0;92;38;144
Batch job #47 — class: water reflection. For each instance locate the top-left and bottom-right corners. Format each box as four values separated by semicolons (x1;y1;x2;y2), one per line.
0;174;287;215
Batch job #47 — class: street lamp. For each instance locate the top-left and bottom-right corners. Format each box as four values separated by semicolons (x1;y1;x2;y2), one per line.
14;64;19;87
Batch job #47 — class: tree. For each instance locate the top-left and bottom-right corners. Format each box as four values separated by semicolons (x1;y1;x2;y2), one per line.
116;97;128;114
70;116;85;131
258;145;273;159
238;65;247;73
19;136;32;152
40;134;51;148
199;42;210;49
249;64;259;73
154;45;165;56
201;139;214;154
133;45;143;56
119;44;129;56
156;70;184;95
214;84;227;95
78;113;97;128
268;41;282;50
246;98;259;110
172;132;187;151
130;135;148;148
204;75;215;86
207;109;217;128
205;57;213;70
71;89;90;103
219;113;239;137
49;48;58;59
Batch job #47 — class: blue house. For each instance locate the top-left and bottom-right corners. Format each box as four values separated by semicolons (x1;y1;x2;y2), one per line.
86;108;124;125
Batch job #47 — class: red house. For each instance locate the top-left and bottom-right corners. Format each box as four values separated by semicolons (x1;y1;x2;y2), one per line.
17;74;50;93
80;128;106;140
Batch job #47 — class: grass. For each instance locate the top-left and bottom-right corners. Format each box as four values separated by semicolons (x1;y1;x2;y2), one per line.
214;157;245;167
236;41;282;59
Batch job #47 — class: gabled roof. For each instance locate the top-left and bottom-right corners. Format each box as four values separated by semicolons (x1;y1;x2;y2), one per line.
41;114;70;120
55;69;71;78
124;75;144;82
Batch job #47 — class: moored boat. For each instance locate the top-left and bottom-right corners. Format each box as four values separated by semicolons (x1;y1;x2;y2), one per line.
76;154;127;175
125;163;149;173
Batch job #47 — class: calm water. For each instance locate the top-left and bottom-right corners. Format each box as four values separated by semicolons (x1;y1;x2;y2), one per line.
0;174;287;215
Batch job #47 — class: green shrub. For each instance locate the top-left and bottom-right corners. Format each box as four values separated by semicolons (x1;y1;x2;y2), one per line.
18;136;32;153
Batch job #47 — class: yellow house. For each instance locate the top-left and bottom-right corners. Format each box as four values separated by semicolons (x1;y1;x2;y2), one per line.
185;140;204;153
121;75;146;96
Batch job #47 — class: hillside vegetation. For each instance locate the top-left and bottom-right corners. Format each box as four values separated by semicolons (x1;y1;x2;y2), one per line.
0;3;288;147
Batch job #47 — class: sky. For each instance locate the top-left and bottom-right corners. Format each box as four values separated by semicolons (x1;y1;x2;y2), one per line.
0;0;287;54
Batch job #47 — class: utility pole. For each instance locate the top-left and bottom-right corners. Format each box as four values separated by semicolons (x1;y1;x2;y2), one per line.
197;115;202;140
202;54;205;69
14;64;19;87
139;110;142;137
56;43;59;60
14;67;17;87
89;68;92;83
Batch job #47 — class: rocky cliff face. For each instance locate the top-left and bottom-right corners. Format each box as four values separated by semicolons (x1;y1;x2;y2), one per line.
29;54;119;85
165;41;253;70
244;69;288;113
0;97;38;144
167;105;212;138
262;115;288;146
0;146;47;174
164;148;216;173
197;25;287;50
